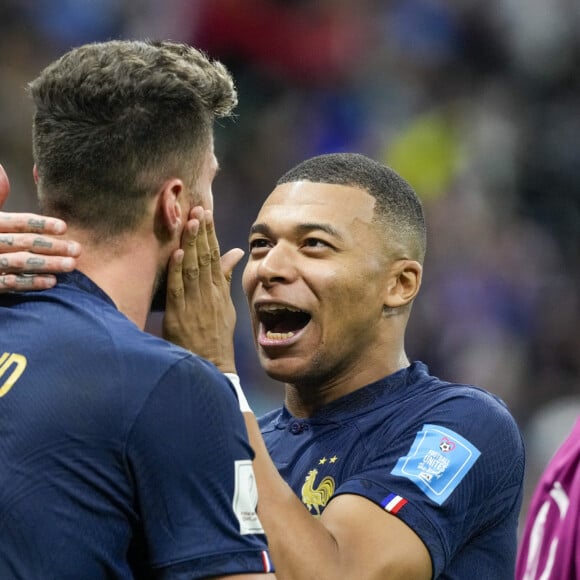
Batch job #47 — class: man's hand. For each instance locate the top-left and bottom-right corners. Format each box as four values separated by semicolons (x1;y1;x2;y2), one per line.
0;164;80;291
163;206;244;372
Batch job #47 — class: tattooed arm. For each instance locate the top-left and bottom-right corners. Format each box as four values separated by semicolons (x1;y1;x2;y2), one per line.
0;164;80;292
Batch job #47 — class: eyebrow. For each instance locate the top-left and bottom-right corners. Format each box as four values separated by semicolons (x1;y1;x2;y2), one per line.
250;222;344;241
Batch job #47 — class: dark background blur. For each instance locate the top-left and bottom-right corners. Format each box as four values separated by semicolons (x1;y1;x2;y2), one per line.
1;0;579;532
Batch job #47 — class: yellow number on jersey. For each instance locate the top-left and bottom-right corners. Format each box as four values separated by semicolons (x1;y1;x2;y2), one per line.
0;353;27;397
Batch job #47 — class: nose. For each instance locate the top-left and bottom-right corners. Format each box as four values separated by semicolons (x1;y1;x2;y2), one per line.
255;241;296;287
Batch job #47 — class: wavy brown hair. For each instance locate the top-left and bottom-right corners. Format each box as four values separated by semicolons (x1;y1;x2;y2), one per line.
29;40;237;239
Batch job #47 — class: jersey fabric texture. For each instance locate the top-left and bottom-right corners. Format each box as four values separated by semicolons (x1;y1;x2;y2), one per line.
516;417;580;579
0;271;271;579
259;361;524;579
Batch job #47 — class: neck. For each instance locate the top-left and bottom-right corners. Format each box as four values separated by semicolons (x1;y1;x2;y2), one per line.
283;344;410;418
65;225;165;330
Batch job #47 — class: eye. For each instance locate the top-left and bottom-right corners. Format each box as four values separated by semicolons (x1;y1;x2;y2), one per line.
249;238;271;252
303;237;332;249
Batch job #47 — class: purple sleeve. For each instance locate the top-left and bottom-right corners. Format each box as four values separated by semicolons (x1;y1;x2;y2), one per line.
516;418;580;579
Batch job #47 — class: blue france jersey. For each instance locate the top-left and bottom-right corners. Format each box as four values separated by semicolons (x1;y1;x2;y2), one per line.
0;271;272;579
259;362;524;579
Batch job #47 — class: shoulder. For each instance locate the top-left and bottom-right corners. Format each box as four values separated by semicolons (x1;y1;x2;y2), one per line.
71;307;236;418
412;380;525;507
124;333;237;410
434;383;523;453
375;365;525;492
405;363;522;444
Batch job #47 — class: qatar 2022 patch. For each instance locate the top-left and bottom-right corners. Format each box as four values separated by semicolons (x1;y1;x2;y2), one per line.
391;424;480;505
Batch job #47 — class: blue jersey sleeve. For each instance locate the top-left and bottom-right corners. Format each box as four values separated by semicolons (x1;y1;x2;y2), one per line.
125;355;272;578
334;391;524;578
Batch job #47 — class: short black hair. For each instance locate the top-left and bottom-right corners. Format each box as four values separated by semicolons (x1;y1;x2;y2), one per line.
277;153;426;262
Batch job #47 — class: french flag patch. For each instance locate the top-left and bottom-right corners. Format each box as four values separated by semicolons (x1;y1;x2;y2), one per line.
381;493;408;514
261;550;273;573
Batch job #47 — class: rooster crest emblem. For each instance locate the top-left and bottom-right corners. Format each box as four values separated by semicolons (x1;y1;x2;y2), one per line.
301;469;335;516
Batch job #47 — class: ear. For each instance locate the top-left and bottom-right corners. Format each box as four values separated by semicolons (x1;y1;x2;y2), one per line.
33;164;39;184
384;259;422;309
158;178;186;237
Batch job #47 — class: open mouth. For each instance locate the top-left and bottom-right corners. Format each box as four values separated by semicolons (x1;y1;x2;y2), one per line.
257;305;311;340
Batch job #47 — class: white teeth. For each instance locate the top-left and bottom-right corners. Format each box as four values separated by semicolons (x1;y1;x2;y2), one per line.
266;331;295;340
258;304;301;313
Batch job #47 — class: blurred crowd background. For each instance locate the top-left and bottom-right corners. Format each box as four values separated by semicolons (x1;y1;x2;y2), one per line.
1;0;579;530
